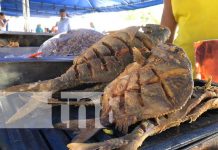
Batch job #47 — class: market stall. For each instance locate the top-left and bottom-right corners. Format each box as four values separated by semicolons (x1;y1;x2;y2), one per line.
0;0;218;150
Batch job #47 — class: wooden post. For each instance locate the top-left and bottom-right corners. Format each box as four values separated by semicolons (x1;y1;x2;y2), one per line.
0;1;1;12
23;0;30;32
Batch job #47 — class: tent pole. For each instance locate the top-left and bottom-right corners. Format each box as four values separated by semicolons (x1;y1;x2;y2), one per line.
23;0;30;32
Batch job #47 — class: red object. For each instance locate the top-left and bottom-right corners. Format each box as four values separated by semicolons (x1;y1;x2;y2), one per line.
195;40;218;82
28;52;43;58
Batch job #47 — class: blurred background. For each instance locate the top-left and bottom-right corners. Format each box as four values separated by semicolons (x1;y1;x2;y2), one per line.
5;4;163;32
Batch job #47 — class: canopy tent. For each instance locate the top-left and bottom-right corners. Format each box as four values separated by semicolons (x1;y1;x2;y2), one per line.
0;0;163;17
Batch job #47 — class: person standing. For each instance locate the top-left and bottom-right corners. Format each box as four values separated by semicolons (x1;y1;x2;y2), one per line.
161;0;218;74
0;12;9;31
57;9;71;33
35;24;43;33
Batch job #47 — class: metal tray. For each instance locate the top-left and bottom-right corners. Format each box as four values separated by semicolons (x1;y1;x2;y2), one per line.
0;57;72;89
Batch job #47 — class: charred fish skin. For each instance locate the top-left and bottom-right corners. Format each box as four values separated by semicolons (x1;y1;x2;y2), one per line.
1;25;171;125
54;25;169;89
59;27;218;150
2;24;170;93
65;43;193;149
67;83;218;150
142;24;171;45
101;44;193;133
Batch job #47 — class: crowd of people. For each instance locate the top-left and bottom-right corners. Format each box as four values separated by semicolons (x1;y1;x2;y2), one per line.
0;9;70;33
35;9;70;34
35;9;71;34
1;9;95;34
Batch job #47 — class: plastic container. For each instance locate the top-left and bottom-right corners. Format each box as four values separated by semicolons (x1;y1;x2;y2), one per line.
195;40;218;83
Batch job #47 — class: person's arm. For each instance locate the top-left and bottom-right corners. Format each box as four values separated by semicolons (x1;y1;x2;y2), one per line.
161;0;177;43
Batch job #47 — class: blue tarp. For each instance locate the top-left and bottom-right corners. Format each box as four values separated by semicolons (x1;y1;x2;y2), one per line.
0;0;163;17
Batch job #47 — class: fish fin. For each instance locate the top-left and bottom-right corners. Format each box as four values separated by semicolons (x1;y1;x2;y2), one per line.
125;26;140;42
132;47;146;65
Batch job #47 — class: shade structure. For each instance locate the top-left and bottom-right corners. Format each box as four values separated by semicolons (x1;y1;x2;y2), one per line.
1;0;163;17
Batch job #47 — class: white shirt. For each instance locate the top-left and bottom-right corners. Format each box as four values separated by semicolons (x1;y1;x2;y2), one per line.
57;17;71;33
